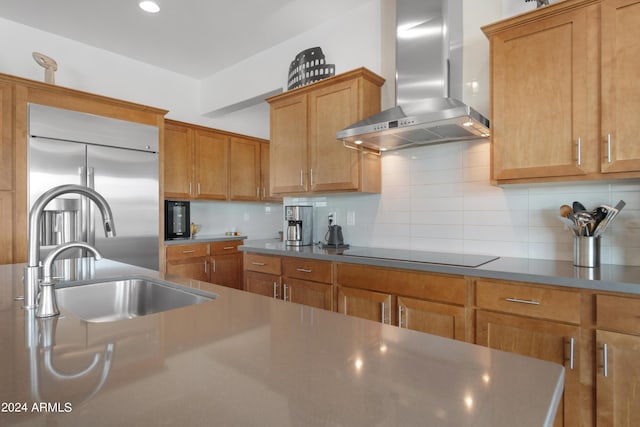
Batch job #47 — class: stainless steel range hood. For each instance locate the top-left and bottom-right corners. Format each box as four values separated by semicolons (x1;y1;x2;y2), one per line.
337;0;490;152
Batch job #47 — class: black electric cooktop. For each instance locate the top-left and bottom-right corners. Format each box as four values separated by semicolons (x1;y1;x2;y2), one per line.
342;248;498;268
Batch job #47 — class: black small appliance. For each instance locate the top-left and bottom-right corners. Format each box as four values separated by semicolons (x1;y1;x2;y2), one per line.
165;200;190;239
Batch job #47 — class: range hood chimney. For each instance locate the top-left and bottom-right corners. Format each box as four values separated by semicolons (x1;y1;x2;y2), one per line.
337;0;490;152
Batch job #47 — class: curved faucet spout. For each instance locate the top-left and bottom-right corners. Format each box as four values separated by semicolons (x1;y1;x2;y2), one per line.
28;184;115;268
24;184;116;309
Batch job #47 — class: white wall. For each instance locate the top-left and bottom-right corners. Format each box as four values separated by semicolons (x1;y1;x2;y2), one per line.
0;17;202;121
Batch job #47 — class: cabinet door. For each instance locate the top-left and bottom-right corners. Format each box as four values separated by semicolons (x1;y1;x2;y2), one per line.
337;287;392;325
193;129;228;200
269;94;308;194
490;6;594;181
166;258;209;282
0;82;12;191
210;253;243;289
259;142;281;201
596;330;640;427
283;277;333;311
244;270;281;299
476;311;581;427
164;122;193;198
0;191;12;264
600;0;640;174
229;137;260;201
308;79;360;192
397;296;466;341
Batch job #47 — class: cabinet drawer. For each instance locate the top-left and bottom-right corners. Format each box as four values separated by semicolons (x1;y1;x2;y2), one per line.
244;252;281;275
597;294;640;335
166;243;209;261
210;240;241;255
475;279;581;324
283;257;332;283
336;263;466;305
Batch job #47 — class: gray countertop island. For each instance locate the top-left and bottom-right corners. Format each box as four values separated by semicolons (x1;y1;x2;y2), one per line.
0;258;564;426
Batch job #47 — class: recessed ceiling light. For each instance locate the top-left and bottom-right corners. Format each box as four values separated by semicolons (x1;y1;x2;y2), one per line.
139;1;160;13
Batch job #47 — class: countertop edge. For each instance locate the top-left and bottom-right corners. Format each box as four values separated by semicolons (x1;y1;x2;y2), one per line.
239;240;640;295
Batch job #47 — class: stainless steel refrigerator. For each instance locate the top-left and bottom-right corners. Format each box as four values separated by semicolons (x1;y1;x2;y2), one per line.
27;103;160;270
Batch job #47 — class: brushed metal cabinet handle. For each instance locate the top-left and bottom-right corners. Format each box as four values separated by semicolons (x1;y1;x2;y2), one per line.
182;250;196;254
300;170;304;186
381;302;386;324
296;268;312;273
212;259;216;273
607;133;612;163
283;284;288;301
602;343;608;377
204;260;208;274
223;246;234;250
251;262;266;266
565;337;575;370
505;297;540;305
398;306;404;328
273;282;278;299
577;137;582;166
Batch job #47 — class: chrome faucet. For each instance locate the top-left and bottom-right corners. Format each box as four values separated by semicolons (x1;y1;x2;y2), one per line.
36;241;103;318
24;184;116;309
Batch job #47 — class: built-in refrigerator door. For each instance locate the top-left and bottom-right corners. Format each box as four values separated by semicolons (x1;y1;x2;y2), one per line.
88;145;159;270
28;137;87;258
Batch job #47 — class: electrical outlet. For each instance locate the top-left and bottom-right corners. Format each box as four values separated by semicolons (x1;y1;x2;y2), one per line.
346;211;356;226
328;212;336;225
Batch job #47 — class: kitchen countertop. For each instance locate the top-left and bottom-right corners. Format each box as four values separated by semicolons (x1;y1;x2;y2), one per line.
0;258;563;426
164;234;247;245
240;239;640;295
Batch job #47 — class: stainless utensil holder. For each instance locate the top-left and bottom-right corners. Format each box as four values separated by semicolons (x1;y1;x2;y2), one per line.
573;236;600;268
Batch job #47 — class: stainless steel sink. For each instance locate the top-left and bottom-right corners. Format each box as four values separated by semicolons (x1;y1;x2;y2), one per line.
56;277;215;323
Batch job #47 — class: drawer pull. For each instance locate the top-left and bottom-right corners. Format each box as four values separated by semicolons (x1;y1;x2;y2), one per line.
398;306;404;328
252;262;266;266
182;250;196;254
296;268;313;273
505;297;540;305
223;246;235;250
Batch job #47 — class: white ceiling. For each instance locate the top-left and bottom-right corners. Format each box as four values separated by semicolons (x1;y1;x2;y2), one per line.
0;0;374;79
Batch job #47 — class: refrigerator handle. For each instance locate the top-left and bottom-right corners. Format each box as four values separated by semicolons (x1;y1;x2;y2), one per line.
87;167;96;246
78;166;89;244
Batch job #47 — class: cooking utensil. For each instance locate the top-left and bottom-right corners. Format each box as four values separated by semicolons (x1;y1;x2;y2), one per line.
558;216;579;235
572;201;587;213
560;205;572;218
593;200;625;237
573;211;595;236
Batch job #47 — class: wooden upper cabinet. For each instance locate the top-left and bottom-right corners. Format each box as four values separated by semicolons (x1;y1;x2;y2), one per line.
484;0;640;183
267;68;384;195
308;79;360;192
229;136;260;201
164;122;194;198
269;93;308;194
259;141;281;202
485;3;595;182
193;129;228;200
600;0;640;174
0;82;12;191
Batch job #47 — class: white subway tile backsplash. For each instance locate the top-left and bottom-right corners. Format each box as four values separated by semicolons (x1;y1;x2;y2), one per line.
273;142;640;266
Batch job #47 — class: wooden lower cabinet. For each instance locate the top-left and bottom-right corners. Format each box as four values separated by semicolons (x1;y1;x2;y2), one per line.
165;241;243;288
283;277;332;311
209;253;242;289
595;330;640;427
398;296;465;340
166;257;209;282
337;287;392;324
595;293;640;427
244;270;281;298
476;311;582;427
